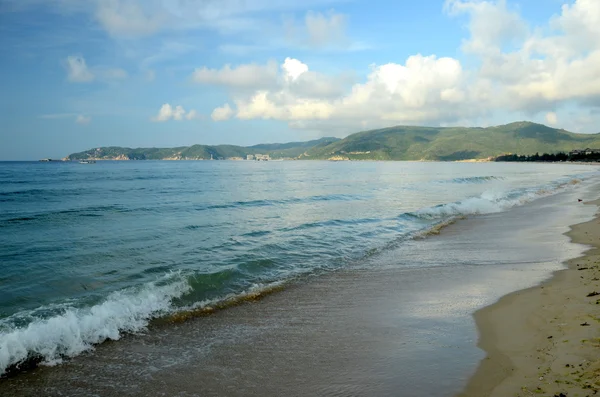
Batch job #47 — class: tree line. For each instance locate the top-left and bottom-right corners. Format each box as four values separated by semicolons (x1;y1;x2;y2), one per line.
494;151;600;162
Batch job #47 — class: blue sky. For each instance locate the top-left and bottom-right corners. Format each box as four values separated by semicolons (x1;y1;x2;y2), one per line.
0;0;599;160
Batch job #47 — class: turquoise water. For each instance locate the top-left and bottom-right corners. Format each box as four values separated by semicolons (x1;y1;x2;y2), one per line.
0;160;598;375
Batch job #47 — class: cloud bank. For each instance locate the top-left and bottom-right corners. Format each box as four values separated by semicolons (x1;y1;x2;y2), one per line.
189;0;600;133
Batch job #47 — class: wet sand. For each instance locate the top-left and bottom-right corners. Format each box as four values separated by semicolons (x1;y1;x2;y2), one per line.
460;200;600;397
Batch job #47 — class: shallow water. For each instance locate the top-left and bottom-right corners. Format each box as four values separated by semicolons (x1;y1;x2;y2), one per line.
0;160;599;384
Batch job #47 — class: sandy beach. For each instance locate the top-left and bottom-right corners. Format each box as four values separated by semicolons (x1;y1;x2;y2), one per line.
460;200;600;397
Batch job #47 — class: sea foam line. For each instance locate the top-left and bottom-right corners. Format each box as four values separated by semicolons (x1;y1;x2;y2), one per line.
410;178;582;221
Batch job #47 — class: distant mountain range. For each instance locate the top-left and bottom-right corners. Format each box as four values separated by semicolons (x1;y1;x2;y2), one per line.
65;122;600;161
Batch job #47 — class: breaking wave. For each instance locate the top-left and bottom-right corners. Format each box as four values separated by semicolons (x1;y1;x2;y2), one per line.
0;274;190;377
409;178;581;220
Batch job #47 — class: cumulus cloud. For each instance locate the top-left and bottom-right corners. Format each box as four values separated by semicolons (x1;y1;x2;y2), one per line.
152;103;198;122
206;55;473;127
65;55;95;83
281;57;308;81
444;0;600;114
444;0;528;54
76;115;91;125
201;0;600;133
211;104;234;121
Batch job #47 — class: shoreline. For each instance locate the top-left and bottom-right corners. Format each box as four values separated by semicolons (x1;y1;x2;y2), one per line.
1;180;598;396
459;200;600;396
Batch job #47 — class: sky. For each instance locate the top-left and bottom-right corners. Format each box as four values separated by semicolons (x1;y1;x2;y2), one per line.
1;0;599;160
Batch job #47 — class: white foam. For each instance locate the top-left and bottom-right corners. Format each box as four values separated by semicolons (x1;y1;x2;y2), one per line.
413;178;580;220
0;274;190;376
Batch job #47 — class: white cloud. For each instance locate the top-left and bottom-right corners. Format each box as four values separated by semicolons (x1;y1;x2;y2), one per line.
545;112;558;125
203;1;600;133
76;115;91;125
209;55;472;127
282;57;308;81
192;61;279;89
193;57;350;99
211;104;234;121
444;0;600;114
550;0;600;54
444;0;528;55
185;109;201;120
65;55;95;83
152;103;198;122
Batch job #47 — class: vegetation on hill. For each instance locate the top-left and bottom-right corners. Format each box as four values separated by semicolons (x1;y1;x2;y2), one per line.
65;137;340;160
302;122;600;161
65;122;600;161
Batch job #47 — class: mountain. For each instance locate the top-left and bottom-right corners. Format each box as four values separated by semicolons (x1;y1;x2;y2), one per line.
65;122;600;161
301;121;600;161
64;137;340;161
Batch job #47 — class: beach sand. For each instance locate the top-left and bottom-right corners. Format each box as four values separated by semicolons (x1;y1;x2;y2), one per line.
459;201;600;397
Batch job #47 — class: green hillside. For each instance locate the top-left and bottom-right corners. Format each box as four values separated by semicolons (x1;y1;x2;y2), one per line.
65;122;600;161
303;121;600;160
65;137;340;160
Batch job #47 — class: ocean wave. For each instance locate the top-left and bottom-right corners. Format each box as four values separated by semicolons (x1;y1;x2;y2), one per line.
0;188;87;203
442;176;505;184
281;217;382;232
198;194;363;211
0;205;126;226
408;178;581;220
0;174;591;377
0;273;190;377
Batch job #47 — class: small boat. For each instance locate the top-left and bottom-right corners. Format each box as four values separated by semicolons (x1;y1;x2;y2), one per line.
79;160;96;164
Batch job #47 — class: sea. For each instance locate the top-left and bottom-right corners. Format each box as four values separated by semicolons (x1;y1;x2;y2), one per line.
1;160;599;396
